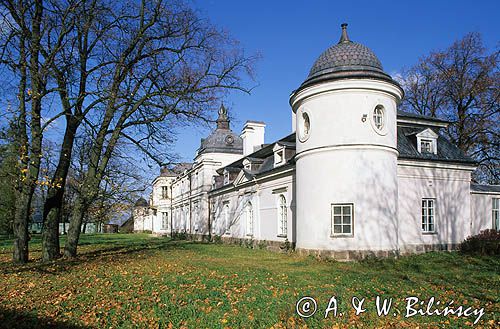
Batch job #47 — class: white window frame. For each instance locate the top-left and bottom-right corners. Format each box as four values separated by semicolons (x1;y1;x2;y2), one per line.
245;202;254;236
277;194;287;237
161;211;168;230
223;202;230;234
422;198;436;233
493;198;499;231
161;186;168;199
416;128;438;154
420;139;433;153
331;203;354;236
373;106;384;130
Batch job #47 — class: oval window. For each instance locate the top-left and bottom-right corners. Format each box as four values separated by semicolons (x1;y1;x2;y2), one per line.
373;105;384;130
298;110;311;142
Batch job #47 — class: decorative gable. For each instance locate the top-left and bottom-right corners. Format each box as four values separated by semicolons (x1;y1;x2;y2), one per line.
416;128;438;155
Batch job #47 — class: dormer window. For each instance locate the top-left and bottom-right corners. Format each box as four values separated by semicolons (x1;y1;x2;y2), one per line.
420;139;433;153
224;171;230;185
416;128;438;155
274;148;285;166
273;143;290;167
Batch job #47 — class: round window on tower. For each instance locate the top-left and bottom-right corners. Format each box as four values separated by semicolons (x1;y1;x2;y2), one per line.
371;105;387;135
298;109;311;142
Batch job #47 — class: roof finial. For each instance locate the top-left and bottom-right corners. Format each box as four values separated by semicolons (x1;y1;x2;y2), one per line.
218;103;227;116
216;103;230;130
339;23;350;43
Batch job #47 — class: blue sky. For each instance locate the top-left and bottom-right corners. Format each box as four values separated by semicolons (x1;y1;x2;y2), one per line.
167;0;499;162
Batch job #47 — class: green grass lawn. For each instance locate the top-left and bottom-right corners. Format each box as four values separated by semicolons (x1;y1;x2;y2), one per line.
0;234;498;328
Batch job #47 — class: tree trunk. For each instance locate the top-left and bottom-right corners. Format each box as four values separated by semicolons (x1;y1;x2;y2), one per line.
64;197;86;258
41;119;78;261
12;188;32;263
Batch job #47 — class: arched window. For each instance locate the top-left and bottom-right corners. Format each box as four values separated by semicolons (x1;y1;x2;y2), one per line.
245;202;253;236
278;195;287;236
223;203;230;234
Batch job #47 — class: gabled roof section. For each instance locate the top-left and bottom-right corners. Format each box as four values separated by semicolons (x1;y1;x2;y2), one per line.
397;127;476;164
159;163;193;177
415;128;439;139
471;184;500;194
214;133;296;187
234;169;255;186
397;110;450;128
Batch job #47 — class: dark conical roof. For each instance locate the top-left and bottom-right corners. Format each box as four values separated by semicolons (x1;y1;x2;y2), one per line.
299;23;394;89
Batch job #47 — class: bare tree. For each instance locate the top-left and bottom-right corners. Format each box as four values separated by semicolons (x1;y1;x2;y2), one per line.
1;0;255;262
0;0;66;262
52;0;255;258
399;32;500;183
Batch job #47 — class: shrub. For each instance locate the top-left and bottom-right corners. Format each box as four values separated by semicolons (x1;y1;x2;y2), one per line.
280;239;293;253
459;229;500;255
212;234;222;244
171;231;188;241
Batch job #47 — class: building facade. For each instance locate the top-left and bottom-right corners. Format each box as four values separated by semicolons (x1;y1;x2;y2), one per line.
134;25;500;259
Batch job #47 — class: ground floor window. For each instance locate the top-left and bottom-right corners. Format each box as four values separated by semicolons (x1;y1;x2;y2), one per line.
493;198;499;230
422;199;435;233
331;203;353;236
161;212;168;230
277;195;287;236
223;202;230;234
246;202;253;236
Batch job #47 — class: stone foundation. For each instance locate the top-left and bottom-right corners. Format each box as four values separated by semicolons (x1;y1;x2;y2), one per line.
149;231;459;261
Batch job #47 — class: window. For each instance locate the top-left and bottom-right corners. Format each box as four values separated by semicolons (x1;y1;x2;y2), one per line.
223;203;230;234
493;198;499;231
275;149;284;165
373;106;384;130
278;195;287;236
422;199;435;233
331;204;353;236
224;171;230;185
245;202;254;236
416;129;438;154
152;209;157;216
161;186;168;199
420;139;433;153
161;212;168;230
298;109;311;142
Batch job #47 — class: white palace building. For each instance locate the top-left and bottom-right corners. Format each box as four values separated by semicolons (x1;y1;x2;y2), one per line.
134;24;500;259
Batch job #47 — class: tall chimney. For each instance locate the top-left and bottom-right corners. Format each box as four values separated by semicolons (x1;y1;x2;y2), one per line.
240;121;266;156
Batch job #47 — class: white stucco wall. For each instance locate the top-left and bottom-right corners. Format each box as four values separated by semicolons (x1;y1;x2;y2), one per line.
291;79;402;252
397;161;475;251
471;192;500;234
210;168;295;243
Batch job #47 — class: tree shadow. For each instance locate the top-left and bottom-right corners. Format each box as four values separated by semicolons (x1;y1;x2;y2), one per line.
0;238;198;275
0;306;91;329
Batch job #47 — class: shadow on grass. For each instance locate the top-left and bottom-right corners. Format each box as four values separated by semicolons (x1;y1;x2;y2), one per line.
0;306;90;329
0;237;200;275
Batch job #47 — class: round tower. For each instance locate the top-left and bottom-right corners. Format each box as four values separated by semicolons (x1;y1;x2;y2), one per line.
290;24;403;258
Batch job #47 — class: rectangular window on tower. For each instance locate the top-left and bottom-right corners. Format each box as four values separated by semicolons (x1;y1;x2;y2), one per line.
331;203;353;236
161;186;168;199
